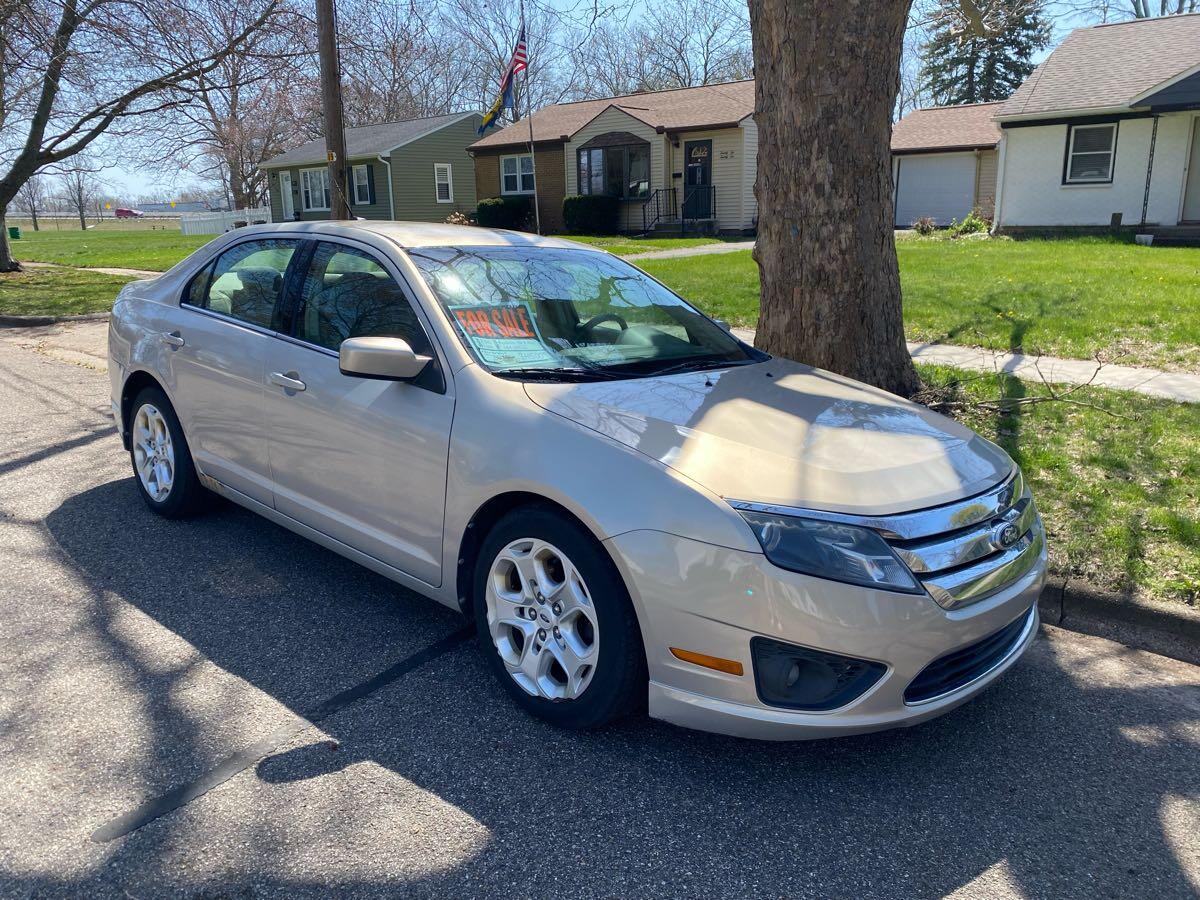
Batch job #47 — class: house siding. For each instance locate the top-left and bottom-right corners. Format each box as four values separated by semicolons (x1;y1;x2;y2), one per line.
471;144;568;233
389;114;481;222
741;117;758;230
266;160;390;222
997;112;1194;227
672;126;747;233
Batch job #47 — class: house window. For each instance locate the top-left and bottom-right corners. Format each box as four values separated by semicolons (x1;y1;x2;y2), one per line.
1064;123;1117;184
576;145;650;199
352;165;371;205
434;163;453;203
301;168;331;210
501;154;535;194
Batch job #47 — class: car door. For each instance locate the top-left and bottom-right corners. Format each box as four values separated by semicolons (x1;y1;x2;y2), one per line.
170;237;300;506
262;238;454;586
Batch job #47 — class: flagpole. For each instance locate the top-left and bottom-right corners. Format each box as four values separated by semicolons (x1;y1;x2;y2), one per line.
520;4;541;235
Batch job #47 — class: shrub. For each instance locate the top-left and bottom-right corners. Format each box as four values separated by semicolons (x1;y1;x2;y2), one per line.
476;196;532;230
562;194;620;235
950;207;990;238
443;209;475;226
912;216;937;236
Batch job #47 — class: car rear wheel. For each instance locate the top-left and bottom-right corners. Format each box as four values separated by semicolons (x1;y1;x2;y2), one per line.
128;386;208;518
473;506;646;729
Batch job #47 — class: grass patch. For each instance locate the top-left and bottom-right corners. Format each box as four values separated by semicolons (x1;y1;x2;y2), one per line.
0;266;136;316
554;235;725;256
919;364;1200;605
9;224;212;271
640;237;1200;372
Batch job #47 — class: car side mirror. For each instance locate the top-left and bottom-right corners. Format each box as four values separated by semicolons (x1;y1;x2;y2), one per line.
339;336;431;381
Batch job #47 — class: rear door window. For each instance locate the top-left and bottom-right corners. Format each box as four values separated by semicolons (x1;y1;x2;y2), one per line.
188;239;298;329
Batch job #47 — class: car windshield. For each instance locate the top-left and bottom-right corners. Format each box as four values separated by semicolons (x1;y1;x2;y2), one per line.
406;245;763;378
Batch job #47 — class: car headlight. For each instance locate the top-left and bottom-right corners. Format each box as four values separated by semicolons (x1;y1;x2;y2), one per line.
738;511;922;594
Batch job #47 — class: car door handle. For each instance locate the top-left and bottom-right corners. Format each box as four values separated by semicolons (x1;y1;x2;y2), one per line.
268;371;306;392
160;331;185;348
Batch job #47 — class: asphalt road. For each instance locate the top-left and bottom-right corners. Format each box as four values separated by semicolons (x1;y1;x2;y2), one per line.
1;325;1198;899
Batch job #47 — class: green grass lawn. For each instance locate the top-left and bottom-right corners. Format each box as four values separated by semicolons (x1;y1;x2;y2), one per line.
9;223;212;271
920;365;1199;605
641;237;1200;372
0;267;136;316
554;235;726;256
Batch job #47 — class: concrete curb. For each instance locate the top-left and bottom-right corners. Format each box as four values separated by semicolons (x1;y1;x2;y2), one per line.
0;312;110;328
1038;580;1200;666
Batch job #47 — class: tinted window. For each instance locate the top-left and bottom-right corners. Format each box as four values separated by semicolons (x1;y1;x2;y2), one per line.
195;239;297;328
184;260;214;307
295;242;432;354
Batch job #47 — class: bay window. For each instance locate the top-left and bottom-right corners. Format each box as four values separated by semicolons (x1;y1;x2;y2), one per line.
577;143;650;199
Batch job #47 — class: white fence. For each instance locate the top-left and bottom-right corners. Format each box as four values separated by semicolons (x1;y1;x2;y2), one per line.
179;207;272;236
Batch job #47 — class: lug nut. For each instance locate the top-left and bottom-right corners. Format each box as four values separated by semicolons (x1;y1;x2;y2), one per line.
553;626;561;638
537;629;547;641
552;602;562;615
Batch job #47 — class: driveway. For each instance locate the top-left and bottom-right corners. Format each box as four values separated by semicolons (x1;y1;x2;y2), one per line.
0;330;1198;898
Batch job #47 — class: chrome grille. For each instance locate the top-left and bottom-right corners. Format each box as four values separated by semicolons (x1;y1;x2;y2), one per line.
728;469;1045;609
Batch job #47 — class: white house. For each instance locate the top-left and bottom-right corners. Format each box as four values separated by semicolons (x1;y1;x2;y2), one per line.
893;15;1200;236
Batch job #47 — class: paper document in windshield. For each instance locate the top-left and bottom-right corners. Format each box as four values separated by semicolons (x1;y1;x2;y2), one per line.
451;302;558;368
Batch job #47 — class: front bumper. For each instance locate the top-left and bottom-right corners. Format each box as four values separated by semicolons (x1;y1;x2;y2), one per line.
605;530;1046;741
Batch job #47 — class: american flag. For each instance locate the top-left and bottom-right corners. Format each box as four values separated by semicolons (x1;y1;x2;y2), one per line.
499;26;527;92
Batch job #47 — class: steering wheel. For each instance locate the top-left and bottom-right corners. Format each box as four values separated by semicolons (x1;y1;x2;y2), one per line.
580;312;629;335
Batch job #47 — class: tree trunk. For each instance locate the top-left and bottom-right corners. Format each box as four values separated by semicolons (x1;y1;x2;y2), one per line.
748;0;920;397
78;208;86;230
30;209;40;231
0;209;16;273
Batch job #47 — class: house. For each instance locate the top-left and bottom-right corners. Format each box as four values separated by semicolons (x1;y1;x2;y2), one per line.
890;103;1002;227
261;112;483;224
468;81;758;235
992;14;1200;233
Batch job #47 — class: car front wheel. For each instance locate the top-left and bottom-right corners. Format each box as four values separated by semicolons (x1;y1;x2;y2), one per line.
474;506;646;730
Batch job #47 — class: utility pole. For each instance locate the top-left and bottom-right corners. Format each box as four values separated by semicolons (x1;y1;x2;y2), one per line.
315;0;350;220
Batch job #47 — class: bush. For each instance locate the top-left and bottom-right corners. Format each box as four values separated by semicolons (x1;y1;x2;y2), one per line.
562;194;620;235
476;196;532;230
949;207;990;238
912;216;937;236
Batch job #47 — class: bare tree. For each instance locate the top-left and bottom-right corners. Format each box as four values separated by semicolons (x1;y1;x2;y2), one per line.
15;172;46;230
748;0;920;397
58;162;101;230
0;0;282;272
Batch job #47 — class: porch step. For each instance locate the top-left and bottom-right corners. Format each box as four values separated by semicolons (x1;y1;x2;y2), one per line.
1141;226;1200;247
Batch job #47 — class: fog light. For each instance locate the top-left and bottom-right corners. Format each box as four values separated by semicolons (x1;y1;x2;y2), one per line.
751;637;886;711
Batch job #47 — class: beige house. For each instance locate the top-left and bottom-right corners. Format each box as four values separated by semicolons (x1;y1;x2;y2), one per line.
469;81;759;235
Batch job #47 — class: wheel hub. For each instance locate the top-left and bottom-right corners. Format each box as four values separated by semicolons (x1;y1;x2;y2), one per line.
485;538;600;702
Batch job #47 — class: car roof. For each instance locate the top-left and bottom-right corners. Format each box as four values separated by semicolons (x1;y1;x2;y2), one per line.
230;220;604;252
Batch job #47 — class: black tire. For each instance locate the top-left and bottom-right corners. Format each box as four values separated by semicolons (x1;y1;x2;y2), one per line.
128;385;209;518
473;505;647;730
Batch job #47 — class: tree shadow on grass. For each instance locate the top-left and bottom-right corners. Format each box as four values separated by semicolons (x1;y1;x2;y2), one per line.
31;478;1200;898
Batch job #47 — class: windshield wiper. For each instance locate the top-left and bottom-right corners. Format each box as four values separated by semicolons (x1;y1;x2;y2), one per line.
492;366;625;382
638;357;759;379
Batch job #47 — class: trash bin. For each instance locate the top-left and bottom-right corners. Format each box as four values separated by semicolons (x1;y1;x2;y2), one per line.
6;226;19;240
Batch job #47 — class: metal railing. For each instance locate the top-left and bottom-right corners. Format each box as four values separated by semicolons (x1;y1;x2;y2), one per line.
641;188;678;234
639;185;717;235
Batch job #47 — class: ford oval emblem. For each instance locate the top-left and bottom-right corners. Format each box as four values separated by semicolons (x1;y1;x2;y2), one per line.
992;522;1021;549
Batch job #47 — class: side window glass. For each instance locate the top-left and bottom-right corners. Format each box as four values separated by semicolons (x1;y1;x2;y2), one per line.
183;260;215;307
200;239;296;328
296;242;432;355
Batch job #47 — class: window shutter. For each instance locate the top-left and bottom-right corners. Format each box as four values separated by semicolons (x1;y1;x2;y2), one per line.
345;166;354;206
367;164;376;205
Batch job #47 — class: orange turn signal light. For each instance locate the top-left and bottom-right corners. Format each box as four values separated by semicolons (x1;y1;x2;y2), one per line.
669;647;744;676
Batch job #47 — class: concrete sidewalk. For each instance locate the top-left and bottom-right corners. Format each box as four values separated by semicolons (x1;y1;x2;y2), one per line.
625;240;755;261
732;328;1200;404
21;260;160;278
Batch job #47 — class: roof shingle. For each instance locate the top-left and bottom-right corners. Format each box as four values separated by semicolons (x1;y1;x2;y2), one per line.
998;14;1200;118
469;80;755;150
262;112;477;168
890;103;1002;152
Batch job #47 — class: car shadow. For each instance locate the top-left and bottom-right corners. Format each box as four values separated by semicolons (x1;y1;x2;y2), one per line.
41;478;1200;897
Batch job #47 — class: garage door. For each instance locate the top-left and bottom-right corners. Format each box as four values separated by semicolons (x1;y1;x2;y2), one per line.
894;153;977;227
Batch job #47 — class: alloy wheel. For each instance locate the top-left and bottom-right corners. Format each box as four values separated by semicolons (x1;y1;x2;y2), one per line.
485;538;599;701
132;403;175;502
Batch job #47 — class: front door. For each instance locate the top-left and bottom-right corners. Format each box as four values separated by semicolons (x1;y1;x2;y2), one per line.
279;172;295;221
683;140;712;219
1183;117;1200;223
263;238;453;586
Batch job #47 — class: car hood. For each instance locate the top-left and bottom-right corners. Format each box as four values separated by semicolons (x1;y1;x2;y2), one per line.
523;359;1013;516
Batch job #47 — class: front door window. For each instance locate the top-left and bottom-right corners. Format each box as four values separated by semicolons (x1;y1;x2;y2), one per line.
683;140;712;219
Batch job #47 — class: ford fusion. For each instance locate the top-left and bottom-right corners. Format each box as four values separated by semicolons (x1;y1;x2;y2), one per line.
108;222;1047;739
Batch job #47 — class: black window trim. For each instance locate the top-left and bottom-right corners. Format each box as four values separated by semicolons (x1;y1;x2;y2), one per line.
577;143;651;200
1061;120;1119;186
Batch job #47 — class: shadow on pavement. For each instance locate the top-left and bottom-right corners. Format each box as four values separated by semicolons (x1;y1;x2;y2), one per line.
40;477;1200;898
